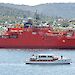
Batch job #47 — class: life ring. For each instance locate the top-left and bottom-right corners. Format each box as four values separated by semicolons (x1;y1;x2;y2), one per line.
62;40;65;43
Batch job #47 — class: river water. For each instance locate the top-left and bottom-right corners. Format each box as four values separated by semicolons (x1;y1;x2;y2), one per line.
0;49;75;75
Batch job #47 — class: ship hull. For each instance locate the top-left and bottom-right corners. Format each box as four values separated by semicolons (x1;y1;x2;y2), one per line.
0;28;75;49
26;59;71;64
0;37;75;49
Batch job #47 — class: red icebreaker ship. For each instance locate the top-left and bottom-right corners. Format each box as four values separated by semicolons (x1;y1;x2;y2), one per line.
0;27;75;49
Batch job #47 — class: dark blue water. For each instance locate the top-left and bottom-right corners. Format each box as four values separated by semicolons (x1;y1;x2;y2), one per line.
0;49;75;75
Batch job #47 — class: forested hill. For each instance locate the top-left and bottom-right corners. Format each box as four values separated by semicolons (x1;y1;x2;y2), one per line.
0;3;75;18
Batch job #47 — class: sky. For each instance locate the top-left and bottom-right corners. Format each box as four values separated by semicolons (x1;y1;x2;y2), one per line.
0;0;75;6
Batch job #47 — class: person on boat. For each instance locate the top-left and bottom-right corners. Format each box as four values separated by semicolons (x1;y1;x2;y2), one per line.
32;54;34;56
61;56;63;59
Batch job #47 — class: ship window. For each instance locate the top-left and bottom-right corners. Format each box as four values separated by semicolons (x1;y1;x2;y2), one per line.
0;36;2;38
48;56;53;58
39;56;40;58
40;56;46;58
9;34;18;38
66;32;73;37
0;35;9;38
32;32;37;35
65;30;74;37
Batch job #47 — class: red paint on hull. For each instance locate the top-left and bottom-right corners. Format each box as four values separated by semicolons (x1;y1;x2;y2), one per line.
0;28;75;49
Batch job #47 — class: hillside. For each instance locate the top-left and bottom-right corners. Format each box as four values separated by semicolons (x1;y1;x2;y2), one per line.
0;3;33;17
0;3;75;18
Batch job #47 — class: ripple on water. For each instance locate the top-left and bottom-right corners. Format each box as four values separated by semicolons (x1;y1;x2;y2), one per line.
0;49;75;75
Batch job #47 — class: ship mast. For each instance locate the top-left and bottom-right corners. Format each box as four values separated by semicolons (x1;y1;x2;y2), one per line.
34;10;41;27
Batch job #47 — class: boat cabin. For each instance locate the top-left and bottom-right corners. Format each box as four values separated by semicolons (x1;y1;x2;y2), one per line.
30;54;58;61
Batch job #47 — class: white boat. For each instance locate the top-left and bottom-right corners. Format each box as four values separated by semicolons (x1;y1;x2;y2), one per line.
26;54;71;64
